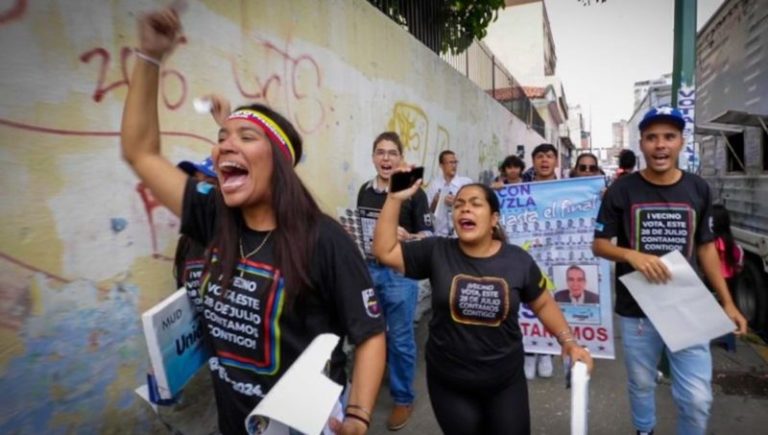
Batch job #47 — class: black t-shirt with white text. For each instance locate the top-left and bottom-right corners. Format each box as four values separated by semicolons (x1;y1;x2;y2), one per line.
594;171;715;317
402;237;545;386
357;180;433;234
180;179;385;435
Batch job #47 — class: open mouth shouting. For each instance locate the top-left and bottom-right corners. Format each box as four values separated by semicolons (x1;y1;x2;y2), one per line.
378;162;394;177
457;217;477;231
650;153;671;166
218;160;250;193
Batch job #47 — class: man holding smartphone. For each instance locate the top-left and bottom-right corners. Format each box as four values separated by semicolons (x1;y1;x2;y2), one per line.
357;131;432;430
426;150;473;237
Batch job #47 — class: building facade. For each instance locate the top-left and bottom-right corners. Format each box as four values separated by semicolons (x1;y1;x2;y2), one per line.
483;0;576;174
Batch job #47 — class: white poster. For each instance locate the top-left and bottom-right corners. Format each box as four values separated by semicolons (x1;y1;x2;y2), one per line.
497;177;615;359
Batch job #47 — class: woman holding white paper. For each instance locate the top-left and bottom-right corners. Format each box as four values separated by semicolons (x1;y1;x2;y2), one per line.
373;179;593;435
121;7;385;435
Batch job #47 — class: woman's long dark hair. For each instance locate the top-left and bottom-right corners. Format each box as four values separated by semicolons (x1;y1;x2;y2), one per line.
173;235;192;288
456;183;507;242
712;204;737;269
209;103;321;303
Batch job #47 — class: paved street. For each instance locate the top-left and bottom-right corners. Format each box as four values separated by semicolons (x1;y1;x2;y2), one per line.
368;315;768;435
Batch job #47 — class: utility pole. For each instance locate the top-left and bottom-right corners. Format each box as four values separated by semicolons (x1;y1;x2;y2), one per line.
659;0;698;381
671;0;697;171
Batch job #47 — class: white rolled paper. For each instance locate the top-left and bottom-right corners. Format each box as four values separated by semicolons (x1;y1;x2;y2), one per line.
570;361;590;435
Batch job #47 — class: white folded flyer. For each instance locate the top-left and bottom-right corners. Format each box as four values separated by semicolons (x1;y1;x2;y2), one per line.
619;250;736;352
245;333;344;435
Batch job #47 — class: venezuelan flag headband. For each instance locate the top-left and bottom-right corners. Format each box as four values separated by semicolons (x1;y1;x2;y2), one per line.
227;110;296;165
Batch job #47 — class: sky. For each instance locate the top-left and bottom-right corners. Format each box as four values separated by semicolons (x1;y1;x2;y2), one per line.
544;0;725;149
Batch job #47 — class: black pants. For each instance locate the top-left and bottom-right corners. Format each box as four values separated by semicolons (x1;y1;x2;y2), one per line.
426;366;530;435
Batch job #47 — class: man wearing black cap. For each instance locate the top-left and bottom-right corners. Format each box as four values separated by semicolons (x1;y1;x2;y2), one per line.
592;106;747;435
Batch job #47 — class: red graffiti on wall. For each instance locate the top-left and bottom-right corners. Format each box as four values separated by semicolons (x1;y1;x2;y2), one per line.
0;0;26;25
0;117;214;144
0;118;210;263
135;182;175;261
79;46;188;110
230;38;326;134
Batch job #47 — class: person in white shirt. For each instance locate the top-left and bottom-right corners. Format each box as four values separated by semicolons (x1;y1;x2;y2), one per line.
426;150;473;237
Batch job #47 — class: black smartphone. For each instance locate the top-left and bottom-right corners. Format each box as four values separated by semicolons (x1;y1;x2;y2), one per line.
390;167;424;193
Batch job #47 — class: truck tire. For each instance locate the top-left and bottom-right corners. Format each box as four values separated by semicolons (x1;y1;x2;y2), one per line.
735;257;767;332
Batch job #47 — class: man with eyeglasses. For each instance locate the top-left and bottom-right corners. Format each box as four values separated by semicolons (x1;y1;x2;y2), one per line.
357;131;432;431
426;150;473;237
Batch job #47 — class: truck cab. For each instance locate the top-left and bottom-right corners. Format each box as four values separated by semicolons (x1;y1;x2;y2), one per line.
697;113;768;333
696;0;768;334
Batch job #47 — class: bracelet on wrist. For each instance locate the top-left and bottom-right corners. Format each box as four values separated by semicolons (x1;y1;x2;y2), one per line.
555;329;572;338
346;404;371;418
344;412;370;428
134;49;162;67
560;337;578;346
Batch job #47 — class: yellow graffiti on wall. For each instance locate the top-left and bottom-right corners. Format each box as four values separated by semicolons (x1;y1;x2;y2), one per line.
388;102;430;165
387;102;454;186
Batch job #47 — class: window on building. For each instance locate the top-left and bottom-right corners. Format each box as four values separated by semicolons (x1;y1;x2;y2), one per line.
726;132;745;172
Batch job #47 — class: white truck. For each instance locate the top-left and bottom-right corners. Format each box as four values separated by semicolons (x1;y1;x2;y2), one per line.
696;0;768;333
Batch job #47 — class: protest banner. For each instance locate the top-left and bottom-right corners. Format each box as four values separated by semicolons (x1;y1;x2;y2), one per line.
337;207;378;260
497;177;615;358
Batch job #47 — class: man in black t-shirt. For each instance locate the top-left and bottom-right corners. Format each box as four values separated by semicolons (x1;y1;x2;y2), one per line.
593;106;747;435
357;132;432;431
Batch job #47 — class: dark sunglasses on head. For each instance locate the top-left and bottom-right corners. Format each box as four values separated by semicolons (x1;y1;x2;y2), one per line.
578;164;598;172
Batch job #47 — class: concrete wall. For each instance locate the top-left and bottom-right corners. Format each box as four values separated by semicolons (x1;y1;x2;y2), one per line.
0;0;544;431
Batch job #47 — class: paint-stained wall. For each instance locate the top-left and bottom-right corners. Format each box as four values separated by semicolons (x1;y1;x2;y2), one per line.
0;0;544;431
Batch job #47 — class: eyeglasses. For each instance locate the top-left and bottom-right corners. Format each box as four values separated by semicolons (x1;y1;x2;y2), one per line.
578;164;598;172
374;149;400;158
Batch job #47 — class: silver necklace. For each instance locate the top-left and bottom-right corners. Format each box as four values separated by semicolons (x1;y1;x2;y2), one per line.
238;231;272;277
